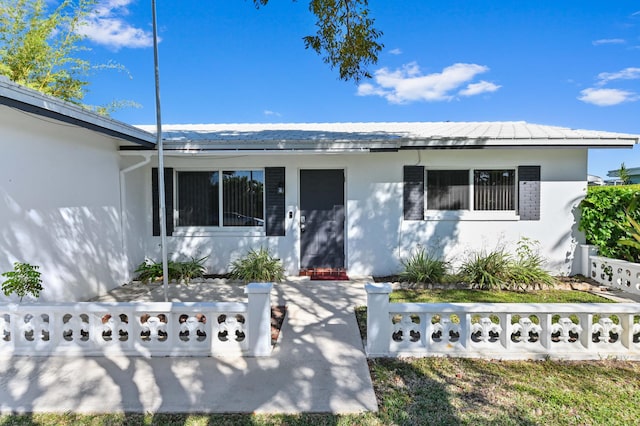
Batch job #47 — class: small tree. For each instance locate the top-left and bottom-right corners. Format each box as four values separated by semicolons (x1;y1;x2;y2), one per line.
618;163;631;185
1;262;43;301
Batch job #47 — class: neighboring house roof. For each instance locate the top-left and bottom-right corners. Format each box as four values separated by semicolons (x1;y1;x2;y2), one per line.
135;122;640;153
0;76;155;148
607;166;640;178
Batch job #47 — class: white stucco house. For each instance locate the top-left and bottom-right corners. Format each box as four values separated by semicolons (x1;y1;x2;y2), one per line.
1;77;639;301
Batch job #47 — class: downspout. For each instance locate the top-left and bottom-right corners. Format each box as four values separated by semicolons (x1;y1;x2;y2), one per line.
119;153;153;282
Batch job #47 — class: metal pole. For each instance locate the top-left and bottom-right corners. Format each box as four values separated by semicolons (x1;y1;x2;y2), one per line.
151;0;169;302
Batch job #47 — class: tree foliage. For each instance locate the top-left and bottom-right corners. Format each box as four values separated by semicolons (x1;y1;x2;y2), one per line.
618;162;631;185
0;0;96;103
255;0;383;82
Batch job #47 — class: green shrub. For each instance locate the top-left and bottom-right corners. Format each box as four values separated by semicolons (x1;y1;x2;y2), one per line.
505;238;556;290
174;256;208;282
459;248;511;290
580;185;640;261
135;256;207;283
459;238;555;290
399;248;448;284
1;262;43;301
617;194;640;262
229;247;284;283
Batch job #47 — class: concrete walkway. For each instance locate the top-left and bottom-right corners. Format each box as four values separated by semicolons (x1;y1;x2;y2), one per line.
0;278;378;414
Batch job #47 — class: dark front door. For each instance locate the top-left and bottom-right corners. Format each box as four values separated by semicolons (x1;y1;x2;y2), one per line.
300;169;345;269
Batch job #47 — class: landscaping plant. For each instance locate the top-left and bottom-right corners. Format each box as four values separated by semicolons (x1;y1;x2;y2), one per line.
580;184;640;261
458;238;555;290
399;248;448;284
175;256;209;282
135;256;208;283
458;248;511;290
1;262;43;301
617;194;640;262
229;247;284;283
506;237;556;290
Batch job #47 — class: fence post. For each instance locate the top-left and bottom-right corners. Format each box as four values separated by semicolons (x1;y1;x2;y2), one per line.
365;282;392;357
580;244;596;278
245;282;273;357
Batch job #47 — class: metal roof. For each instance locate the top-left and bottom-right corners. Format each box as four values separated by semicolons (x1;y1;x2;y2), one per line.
0;76;155;148
135;122;639;153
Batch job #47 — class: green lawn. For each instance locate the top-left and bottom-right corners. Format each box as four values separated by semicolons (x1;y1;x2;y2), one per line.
390;288;613;303
2;290;638;425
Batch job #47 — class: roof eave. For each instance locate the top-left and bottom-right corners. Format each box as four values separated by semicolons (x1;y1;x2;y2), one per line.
400;137;638;149
0;78;156;148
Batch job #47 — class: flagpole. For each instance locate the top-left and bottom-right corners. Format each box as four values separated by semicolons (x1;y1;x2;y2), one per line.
151;0;169;302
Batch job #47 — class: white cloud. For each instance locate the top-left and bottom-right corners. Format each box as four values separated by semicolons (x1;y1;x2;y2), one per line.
77;0;153;50
596;67;640;85
264;110;282;117
592;38;626;46
357;62;499;103
578;88;639;106
389;48;402;55
459;80;501;96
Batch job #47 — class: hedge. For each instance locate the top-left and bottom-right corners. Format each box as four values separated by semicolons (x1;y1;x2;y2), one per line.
579;184;640;262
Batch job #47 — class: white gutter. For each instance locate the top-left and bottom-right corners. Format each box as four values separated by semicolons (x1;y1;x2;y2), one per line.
119;153;152;282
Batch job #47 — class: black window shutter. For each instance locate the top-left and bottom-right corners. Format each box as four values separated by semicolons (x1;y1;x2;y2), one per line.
152;167;174;236
518;166;541;221
265;167;286;236
404;165;425;220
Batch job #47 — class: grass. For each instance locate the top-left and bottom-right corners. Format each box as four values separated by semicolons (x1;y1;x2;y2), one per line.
2;290;637;425
367;357;640;425
390;288;614;303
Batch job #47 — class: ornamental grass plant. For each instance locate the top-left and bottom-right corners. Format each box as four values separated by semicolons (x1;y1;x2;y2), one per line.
229;247;285;283
456;238;556;290
134;256;208;283
399;248;448;285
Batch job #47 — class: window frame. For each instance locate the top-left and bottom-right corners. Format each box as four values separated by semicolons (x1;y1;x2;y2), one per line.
424;167;519;221
173;168;266;235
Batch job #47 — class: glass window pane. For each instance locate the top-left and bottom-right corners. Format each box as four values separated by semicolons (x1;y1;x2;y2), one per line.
426;170;469;210
474;169;515;211
177;171;219;226
222;170;264;227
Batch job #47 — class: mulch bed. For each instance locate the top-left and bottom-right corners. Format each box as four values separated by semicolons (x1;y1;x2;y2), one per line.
271;305;286;345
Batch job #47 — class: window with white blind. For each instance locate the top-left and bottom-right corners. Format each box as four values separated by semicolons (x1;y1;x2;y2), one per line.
474;169;515;211
177;170;264;227
426;169;515;211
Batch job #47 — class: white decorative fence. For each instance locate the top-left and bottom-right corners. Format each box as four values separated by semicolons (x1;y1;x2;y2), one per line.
365;283;640;360
0;283;273;357
581;245;640;297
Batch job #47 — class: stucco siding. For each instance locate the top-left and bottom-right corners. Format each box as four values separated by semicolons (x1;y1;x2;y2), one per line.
0;106;128;302
135;148;587;278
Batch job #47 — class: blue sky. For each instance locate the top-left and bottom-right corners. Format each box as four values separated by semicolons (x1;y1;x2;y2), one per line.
76;0;639;179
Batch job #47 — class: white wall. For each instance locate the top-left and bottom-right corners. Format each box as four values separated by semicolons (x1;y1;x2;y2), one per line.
130;148;587;278
0;106;128;302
